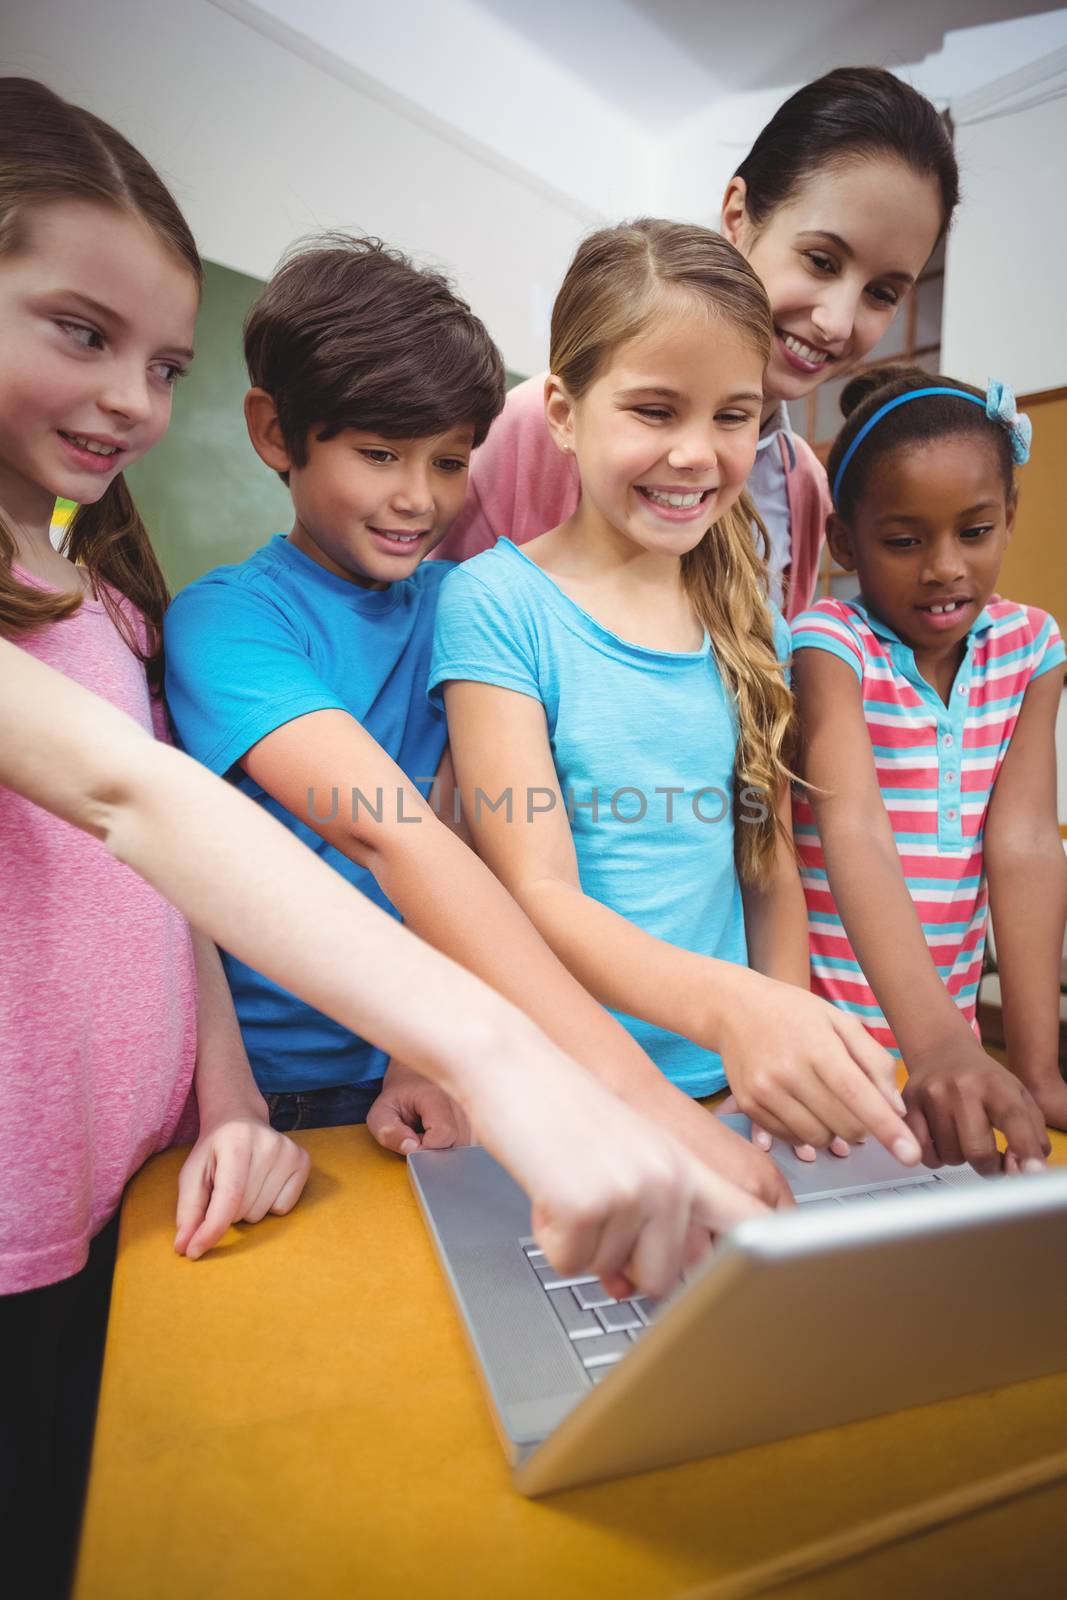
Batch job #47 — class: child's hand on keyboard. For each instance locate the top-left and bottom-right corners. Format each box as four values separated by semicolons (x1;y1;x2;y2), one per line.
681;1098;795;1207
468;1027;768;1298
903;1041;1049;1176
367;1059;472;1156
718;1095;855;1166
715;977;920;1165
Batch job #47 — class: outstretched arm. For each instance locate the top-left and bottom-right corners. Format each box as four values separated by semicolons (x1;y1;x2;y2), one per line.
794;645;1049;1172
0;637;765;1291
239;707;791;1206
443;678;916;1163
739;780;856;1162
984;666;1067;1131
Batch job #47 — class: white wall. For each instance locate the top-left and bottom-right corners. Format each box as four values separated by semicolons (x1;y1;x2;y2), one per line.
660;11;1067;249
941;61;1067;394
237;0;658;221
3;0;607;374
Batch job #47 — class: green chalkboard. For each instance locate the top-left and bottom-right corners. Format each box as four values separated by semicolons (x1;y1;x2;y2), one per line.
124;259;526;598
125;259;291;596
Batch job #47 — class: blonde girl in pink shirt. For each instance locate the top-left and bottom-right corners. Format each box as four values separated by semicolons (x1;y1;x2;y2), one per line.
438;67;959;620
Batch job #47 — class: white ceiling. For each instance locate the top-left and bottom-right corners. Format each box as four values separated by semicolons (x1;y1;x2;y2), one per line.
230;0;1067;219
472;0;1067;122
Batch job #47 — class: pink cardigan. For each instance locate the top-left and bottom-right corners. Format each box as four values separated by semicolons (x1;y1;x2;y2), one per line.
436;373;828;619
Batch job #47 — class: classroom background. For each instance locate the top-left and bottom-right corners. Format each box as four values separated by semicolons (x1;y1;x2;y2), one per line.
7;9;1067;1591
8;0;1067;828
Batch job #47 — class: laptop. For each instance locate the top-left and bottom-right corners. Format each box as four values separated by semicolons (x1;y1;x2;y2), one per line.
408;1121;1067;1496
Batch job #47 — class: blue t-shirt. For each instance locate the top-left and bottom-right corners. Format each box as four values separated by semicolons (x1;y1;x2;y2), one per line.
429;538;791;1097
165;535;451;1092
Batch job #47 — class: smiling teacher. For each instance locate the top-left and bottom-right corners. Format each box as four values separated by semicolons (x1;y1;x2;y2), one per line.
435;67;959;619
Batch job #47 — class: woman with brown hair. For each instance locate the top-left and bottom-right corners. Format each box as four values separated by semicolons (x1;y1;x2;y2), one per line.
437;67;959;621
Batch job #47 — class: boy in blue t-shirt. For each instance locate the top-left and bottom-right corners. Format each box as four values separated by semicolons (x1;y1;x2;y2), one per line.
163;236;786;1206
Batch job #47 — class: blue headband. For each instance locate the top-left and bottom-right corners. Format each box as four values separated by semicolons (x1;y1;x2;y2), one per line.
831;379;1032;506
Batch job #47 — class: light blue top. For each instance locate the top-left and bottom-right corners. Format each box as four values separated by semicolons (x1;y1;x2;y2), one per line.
429;538;791;1097
165;535;451;1093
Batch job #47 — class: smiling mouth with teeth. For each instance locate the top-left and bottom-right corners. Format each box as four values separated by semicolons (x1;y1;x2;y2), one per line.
60;432;121;456
922;600;968;614
370;527;427;544
778;331;830;367
637;487;712;509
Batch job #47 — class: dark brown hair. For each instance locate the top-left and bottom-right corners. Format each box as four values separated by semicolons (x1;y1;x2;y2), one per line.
0;77;202;690
550;219;794;886
733;67;959;240
243;235;505;479
827;363;1016;520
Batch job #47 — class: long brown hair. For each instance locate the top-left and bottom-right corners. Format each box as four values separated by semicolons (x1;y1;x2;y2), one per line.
549;219;795;885
0;78;202;689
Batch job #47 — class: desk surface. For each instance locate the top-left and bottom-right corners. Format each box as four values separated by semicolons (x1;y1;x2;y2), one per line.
76;1125;1067;1600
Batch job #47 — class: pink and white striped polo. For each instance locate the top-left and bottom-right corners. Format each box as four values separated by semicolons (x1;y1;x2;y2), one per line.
791;596;1064;1052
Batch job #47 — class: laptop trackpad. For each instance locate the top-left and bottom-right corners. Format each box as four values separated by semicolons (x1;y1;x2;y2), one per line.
717;1112;981;1199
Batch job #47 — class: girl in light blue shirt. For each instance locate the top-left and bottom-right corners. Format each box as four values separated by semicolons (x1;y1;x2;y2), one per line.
431;220;917;1164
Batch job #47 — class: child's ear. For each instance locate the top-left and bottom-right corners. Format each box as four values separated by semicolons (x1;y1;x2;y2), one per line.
244;388;293;475
826;511;857;573
719;177;749;248
544;374;577;459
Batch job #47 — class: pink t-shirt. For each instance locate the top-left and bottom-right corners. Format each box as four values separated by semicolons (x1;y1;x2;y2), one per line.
0;570;198;1293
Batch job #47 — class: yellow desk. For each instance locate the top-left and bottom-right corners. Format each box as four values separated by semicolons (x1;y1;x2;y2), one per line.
76;1127;1067;1600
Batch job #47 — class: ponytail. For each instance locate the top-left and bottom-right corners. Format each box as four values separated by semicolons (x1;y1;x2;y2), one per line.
69;478;170;691
682;493;796;886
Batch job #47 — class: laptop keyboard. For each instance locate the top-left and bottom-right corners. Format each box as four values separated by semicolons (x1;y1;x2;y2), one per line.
520;1239;658;1383
520;1175;951;1384
804;1176;948;1204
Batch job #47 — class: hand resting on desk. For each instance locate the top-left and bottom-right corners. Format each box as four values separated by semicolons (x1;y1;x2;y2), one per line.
368;1059;472;1155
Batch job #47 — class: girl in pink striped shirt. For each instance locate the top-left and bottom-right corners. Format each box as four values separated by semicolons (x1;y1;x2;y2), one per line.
792;363;1066;1177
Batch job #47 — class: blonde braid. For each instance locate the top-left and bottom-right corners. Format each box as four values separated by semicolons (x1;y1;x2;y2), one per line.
682;491;796;885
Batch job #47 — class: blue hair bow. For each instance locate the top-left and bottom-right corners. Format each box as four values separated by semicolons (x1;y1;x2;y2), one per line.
985;379;1032;465
831;377;1034;504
